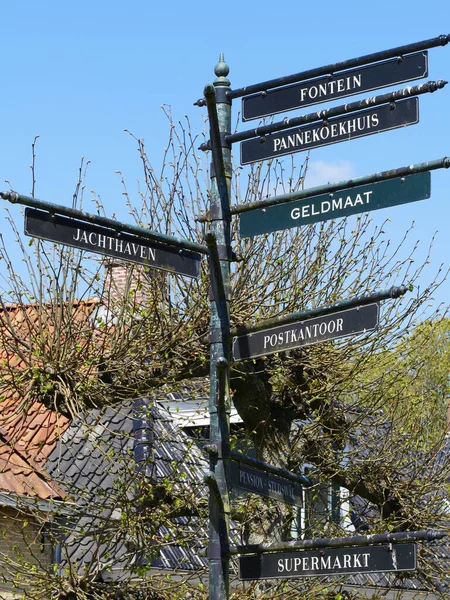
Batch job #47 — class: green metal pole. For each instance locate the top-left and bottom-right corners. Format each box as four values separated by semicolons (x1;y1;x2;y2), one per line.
230;286;407;337
0;190;208;255
196;157;450;223
206;54;232;600
229;529;447;555
229;156;450;216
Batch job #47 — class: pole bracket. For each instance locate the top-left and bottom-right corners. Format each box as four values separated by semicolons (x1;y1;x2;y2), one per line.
204;472;225;512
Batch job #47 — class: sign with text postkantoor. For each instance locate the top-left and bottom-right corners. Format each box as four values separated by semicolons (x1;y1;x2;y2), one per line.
242;52;428;121
240;97;418;165
232;303;379;362
229;460;303;507
239;171;431;238
238;543;417;580
24;208;201;279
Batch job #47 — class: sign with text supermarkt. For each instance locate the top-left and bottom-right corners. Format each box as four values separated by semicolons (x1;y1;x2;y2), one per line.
229;460;303;507
238;543;417;581
239;171;431;238
240;97;418;165
242;52;428;121
232;303;379;362
24;208;201;279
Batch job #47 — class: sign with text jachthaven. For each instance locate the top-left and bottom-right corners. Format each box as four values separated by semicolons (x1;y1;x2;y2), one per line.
24;208;201;279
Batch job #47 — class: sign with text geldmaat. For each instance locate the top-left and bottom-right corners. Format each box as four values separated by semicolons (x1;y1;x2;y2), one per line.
232;303;379;362
240;97;418;165
238;543;417;580
239;171;431;238
24;208;201;279
229;460;303;507
242;52;428;121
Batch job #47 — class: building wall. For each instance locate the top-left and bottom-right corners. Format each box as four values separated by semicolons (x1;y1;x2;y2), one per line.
103;260;149;306
0;506;52;597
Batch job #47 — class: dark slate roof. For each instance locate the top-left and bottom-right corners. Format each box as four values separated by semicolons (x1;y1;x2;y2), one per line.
44;391;450;594
46;398;210;579
341;435;450;594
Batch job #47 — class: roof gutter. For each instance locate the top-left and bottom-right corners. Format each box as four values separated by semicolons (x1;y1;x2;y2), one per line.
0;492;75;515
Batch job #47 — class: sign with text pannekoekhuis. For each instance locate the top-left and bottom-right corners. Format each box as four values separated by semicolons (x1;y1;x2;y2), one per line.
240;98;418;165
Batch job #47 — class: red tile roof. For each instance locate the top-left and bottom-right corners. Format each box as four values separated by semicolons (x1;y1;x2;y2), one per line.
0;299;98;499
0;436;63;499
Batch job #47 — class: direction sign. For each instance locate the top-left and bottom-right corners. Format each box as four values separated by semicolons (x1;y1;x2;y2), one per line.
24;208;201;279
229;460;303;507
238;543;417;580
240;97;418;165
232;303;379;362
242;52;428;121
239;171;431;238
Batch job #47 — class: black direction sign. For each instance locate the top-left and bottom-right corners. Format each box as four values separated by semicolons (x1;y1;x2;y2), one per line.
239;172;431;238
232;303;379;362
24;208;201;279
240;98;418;166
229;460;303;507
239;543;417;580
242;52;427;121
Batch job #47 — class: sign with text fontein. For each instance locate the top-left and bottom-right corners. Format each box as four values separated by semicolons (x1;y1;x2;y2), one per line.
229;460;303;507
242;52;428;121
240;98;418;165
232;303;379;362
24;208;201;279
238;543;417;580
239;171;431;238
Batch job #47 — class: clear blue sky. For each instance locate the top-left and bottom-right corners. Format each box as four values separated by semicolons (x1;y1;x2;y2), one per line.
0;1;449;310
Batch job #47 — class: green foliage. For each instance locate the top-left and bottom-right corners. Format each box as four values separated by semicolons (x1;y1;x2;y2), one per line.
357;318;450;448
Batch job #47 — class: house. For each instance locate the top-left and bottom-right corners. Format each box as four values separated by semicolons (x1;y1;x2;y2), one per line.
0;299;72;598
0;294;214;598
45;395;211;596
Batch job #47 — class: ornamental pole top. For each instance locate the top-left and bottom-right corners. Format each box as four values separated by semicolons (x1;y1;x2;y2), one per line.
214;53;230;87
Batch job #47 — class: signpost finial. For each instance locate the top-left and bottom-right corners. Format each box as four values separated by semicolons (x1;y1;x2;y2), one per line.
214;53;230;86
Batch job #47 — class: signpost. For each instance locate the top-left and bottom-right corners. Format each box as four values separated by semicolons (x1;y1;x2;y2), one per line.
239;171;431;238
240;98;419;165
238;543;417;581
229;459;303;507
4;34;450;600
242;52;428;121
232;303;379;362
24;208;202;279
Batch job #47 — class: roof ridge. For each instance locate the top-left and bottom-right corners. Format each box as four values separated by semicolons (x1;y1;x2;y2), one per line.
0;297;100;312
